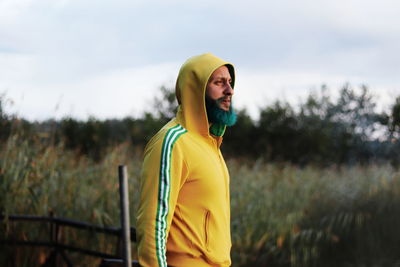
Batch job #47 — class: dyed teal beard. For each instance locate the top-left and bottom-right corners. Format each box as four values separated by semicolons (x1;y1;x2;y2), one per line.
205;97;237;126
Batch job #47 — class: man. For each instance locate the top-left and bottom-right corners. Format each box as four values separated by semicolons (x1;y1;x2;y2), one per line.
136;53;236;267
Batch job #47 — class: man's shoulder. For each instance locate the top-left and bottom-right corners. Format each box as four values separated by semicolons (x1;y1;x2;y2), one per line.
145;120;188;152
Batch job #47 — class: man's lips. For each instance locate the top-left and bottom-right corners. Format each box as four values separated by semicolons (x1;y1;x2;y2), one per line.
220;98;231;104
220;98;231;110
215;97;231;110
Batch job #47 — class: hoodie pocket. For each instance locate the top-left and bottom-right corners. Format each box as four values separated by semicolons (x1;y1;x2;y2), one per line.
204;210;211;251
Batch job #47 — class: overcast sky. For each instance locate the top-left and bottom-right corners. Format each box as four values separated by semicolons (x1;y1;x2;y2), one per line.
1;0;399;121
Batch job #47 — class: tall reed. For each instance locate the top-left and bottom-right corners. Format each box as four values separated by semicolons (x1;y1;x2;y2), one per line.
1;134;400;266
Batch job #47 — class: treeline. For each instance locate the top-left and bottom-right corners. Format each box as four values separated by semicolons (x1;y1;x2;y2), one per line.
1;84;400;166
224;85;400;166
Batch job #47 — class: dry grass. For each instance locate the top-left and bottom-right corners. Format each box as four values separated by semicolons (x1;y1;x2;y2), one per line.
1;134;400;266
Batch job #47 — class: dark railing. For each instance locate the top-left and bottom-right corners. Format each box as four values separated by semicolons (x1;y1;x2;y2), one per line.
1;165;139;266
0;213;137;266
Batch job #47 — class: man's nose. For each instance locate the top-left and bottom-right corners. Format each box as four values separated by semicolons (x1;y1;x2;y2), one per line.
224;83;234;95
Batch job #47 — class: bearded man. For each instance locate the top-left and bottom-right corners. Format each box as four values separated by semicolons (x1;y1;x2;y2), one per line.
136;53;236;267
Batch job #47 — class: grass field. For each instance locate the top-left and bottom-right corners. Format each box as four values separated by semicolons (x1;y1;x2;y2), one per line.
1;134;400;266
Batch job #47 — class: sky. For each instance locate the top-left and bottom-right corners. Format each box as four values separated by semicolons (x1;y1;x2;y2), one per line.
1;0;399;121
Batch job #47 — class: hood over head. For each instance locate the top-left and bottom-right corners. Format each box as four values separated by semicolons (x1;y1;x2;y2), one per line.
175;53;235;136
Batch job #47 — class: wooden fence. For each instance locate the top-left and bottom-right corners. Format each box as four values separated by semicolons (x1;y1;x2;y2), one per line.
0;165;138;267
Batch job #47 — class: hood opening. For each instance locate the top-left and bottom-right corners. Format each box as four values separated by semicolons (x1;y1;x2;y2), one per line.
175;53;235;137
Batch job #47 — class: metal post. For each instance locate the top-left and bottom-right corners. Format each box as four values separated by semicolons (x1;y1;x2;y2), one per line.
118;165;132;267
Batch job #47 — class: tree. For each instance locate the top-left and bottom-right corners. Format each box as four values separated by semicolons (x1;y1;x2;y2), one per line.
256;100;298;162
0;93;12;141
222;108;257;159
389;97;400;138
151;86;178;122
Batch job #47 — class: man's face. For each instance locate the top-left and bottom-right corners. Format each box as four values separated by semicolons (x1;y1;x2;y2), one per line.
206;66;234;111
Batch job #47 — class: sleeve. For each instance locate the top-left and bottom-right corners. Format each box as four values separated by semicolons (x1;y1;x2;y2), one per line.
136;129;188;267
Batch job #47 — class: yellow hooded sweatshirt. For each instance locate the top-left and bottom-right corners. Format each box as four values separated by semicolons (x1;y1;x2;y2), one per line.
136;53;235;267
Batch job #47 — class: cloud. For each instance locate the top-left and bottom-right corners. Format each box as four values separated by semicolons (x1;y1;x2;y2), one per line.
0;0;399;120
4;62;180;120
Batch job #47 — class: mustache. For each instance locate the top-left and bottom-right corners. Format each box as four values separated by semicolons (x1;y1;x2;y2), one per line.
216;96;231;103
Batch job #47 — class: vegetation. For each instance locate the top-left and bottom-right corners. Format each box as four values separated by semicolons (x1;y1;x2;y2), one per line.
230;161;400;266
0;133;142;265
3;84;400;166
1;133;400;266
1;85;400;266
